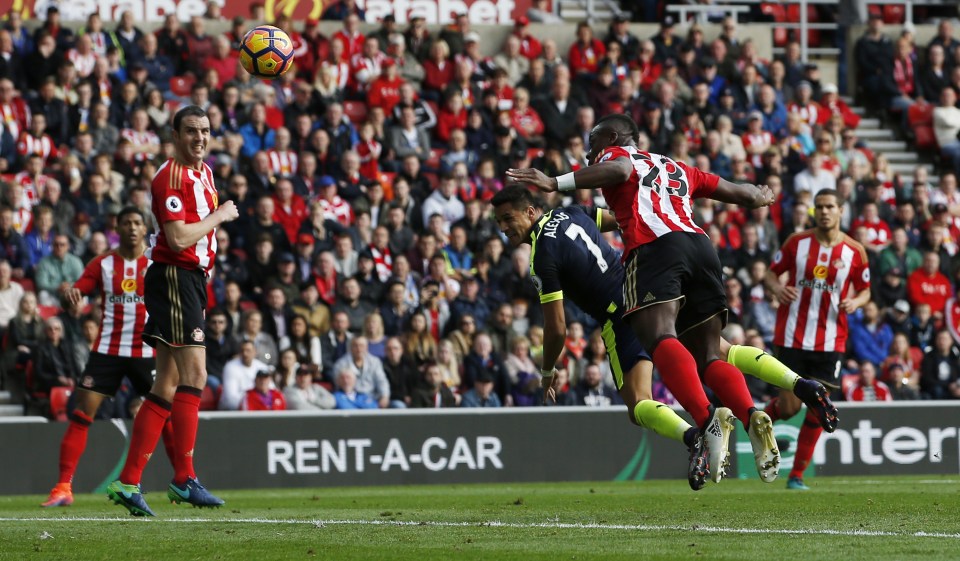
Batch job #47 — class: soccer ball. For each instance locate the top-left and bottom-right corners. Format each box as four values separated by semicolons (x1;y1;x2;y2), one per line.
239;25;294;79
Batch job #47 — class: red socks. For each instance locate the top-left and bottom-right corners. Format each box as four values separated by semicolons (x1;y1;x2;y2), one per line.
171;386;203;485
120;394;172;485
58;410;94;484
652;337;711;426
702;360;756;425
765;397;781;422
789;411;824;480
161;416;176;468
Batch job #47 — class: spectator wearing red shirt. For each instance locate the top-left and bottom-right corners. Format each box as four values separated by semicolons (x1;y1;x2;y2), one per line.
845;362;892;402
787;81;826;128
185;16;215;76
272;178;309;246
368;59;404;114
350;37;387;95
436;90;468;145
819;83;861;129
510;87;545;146
513;17;542;60
0;78;30;140
851;202;892;250
243;371;286;411
633;40;662;93
422;40;454;101
907;251;952;319
206;35;238;85
568;22;606;77
16;113;58;168
356;122;382;181
333;13;365;61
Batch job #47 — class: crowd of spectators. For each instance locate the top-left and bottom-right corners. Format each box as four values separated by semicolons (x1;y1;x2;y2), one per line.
1;1;960;419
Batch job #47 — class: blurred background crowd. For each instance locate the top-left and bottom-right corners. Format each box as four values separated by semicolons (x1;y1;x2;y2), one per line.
2;0;960;419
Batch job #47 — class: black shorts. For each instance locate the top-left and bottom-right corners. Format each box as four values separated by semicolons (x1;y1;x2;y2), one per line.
599;312;651;392
77;352;156;397
622;231;727;336
143;262;208;348
775;346;843;389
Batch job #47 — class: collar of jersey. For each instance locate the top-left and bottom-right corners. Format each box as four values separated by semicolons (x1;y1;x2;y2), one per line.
530;209;554;243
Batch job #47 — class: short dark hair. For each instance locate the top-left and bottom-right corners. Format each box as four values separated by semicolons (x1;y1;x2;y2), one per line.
117;206;145;223
172;105;207;134
490;185;543;210
815;188;840;203
596;113;640;145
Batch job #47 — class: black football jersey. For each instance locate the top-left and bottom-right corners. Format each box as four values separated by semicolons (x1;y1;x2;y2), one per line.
529;205;624;321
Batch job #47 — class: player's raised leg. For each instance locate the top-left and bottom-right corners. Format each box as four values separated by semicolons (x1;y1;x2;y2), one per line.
723;341;838;432
165;344;224;508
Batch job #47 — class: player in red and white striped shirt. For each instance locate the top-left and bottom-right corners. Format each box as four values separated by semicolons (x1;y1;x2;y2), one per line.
109;106;239;516
508;114;804;484
42;207;176;508
764;189;872;489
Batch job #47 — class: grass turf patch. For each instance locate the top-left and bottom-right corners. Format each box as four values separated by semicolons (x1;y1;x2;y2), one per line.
1;476;958;561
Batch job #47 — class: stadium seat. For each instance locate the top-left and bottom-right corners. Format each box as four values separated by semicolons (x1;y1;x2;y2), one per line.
527;148;545;161
343;101;368;125
199;385;221;411
761;3;789;47
240;300;258;311
170;76;196;98
908;103;937;152
12;277;34;293
49;387;72;422
37;305;60;320
166;99;182;114
425;148;444;171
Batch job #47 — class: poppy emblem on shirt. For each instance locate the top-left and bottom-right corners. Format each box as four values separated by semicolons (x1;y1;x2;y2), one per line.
166;195;183;213
121;279;137;292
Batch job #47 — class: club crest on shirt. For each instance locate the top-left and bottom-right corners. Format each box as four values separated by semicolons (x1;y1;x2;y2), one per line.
191;328;205;342
82;376;94;389
832;259;846;270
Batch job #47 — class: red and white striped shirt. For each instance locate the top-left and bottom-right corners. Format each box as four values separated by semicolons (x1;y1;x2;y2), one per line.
150;158;219;274
16;133;58;166
741;131;775;169
320;195;353;227
12;171;43;207
597;146;719;257
369;244;392;282
787;101;825;127
267;149;298;177
121;128;161;162
74;251;153;358
770;231;871;352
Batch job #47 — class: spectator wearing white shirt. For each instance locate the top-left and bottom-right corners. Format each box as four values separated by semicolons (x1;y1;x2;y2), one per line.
793;153;837;198
283;366;336;410
220;340;270;410
933;87;960;176
421;175;466;230
0;260;24;330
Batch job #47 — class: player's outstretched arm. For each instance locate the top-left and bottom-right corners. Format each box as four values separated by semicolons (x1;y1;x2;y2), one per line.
710;178;775;209
506;158;633;194
163;201;240;253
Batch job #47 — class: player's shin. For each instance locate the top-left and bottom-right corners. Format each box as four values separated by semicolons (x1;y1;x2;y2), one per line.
171;385;203;485
789;410;824;480
701;360;756;425
58;410;94;485
632;399;692;444
119;393;172;485
727;344;800;391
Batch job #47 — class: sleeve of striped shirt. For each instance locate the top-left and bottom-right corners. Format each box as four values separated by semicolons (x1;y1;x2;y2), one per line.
152;165;187;225
677;160;720;198
73;255;102;295
769;235;796;276
851;245;871;291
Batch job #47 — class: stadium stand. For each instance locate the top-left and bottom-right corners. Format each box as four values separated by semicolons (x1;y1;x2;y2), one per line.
1;0;960;420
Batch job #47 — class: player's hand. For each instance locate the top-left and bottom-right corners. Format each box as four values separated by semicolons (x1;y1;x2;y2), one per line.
776;285;798;304
63;287;83;308
839;299;858;313
506;168;557;193
541;369;561;405
754;184;775;207
217;200;240;223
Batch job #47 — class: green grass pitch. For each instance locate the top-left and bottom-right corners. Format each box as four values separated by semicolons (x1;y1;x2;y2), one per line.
1;476;958;561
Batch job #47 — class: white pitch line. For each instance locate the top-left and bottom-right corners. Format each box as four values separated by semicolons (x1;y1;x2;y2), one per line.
2;517;960;540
